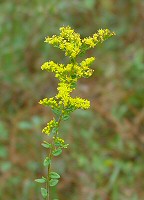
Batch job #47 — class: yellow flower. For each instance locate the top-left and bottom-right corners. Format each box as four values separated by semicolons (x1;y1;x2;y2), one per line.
82;28;115;48
69;97;90;110
56;82;72;107
40;26;115;120
45;26;82;58
80;57;95;67
39;97;58;108
82;37;95;48
42;119;58;135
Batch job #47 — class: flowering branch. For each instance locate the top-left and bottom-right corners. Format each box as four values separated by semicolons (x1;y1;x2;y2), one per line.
35;26;115;200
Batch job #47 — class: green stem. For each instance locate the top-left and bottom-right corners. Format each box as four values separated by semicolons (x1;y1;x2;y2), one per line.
47;111;63;200
47;147;52;200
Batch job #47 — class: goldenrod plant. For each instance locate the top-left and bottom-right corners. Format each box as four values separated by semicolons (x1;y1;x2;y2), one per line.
35;26;115;200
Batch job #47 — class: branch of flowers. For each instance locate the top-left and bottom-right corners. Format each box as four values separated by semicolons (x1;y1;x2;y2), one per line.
36;26;115;200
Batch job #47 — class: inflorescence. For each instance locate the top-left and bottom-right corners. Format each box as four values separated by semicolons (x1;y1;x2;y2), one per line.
36;26;115;199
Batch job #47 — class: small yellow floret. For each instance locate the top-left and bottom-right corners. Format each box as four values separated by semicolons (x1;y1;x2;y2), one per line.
39;97;58;108
69;97;90;110
42;119;58;135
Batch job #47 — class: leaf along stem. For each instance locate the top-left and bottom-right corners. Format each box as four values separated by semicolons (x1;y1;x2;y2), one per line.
46;110;63;200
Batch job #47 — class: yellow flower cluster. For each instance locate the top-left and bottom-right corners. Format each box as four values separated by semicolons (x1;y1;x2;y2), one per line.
53;136;64;144
42;119;58;135
80;57;95;66
69;97;90;110
53;136;69;148
41;61;64;74
56;82;72;107
55;84;90;109
82;28;115;48
78;57;95;78
39;97;58;108
45;26;115;56
45;26;82;58
41;58;95;83
40;26;115;135
41;61;76;82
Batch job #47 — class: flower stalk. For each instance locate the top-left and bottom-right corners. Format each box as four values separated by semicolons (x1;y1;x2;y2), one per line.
35;26;115;200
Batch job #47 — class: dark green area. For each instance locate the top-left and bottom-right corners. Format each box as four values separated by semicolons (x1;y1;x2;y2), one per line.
0;0;144;199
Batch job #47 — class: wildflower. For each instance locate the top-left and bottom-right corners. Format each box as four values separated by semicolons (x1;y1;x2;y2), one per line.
82;28;115;49
39;97;58;108
42;119;58;135
69;97;90;110
56;82;72;107
53;136;69;148
37;26;115;199
40;26;115;135
45;26;82;58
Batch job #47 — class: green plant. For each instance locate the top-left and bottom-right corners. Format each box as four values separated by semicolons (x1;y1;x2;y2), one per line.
35;26;115;200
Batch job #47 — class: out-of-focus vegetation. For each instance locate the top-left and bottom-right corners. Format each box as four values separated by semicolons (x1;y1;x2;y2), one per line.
0;0;144;200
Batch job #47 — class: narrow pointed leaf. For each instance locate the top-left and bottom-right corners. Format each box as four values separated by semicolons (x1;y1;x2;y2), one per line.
35;177;46;183
52;108;61;116
41;143;52;148
62;115;70;121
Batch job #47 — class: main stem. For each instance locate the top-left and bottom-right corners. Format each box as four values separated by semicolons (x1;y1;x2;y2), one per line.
47;148;52;200
46;59;74;200
46;112;63;200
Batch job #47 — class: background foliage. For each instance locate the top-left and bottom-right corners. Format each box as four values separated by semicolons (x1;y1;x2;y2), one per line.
0;0;144;199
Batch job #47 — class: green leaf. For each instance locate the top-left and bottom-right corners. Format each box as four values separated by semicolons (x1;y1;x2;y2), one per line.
49;179;59;187
50;172;60;179
41;188;47;198
52;149;62;156
41;143;52;148
51;127;58;134
52;108;61;116
66;107;74;112
71;82;77;89
71;74;77;79
43;157;51;167
35;177;46;183
62;115;70;121
62;144;69;149
54;141;61;147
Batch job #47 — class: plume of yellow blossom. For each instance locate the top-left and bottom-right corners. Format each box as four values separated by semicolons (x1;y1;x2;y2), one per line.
45;26;82;58
37;26;115;199
45;26;115;58
40;26;115;135
82;28;116;49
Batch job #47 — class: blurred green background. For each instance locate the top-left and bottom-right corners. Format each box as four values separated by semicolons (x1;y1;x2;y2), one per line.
0;0;144;200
